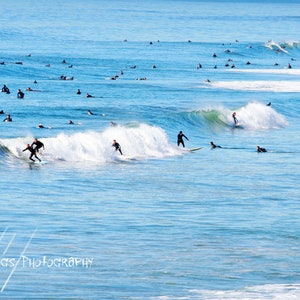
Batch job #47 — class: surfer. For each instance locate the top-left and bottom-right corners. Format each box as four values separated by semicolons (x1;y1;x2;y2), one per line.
3;114;12;122
2;85;10;94
22;144;41;162
177;131;189;147
17;89;25;99
210;141;222;149
257;146;267;153
77;89;81;95
232;112;238;125
266;102;271;106
112;140;123;155
31;138;45;153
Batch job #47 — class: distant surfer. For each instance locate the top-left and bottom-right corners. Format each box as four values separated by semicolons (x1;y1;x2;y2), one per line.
177;131;189;147
110;121;117;127
3;114;12;122
257;146;267;153
22;144;41;162
88;110;95;115
210;141;222;149
2;85;10;94
86;93;94;98
232;112;238;125
266;102;271;106
112;140;123;155
77;89;81;95
31;138;45;153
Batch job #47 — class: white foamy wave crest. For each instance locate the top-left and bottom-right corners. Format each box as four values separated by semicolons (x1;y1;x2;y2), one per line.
188;283;300;300
265;40;289;53
221;102;288;130
0;123;181;163
207;80;300;92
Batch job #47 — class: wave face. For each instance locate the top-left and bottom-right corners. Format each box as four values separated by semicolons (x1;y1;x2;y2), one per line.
185;102;288;132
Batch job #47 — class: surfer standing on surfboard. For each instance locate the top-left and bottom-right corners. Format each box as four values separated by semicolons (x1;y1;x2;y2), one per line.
22;144;41;162
232;112;238;125
31;138;45;154
177;131;189;147
112;140;123;155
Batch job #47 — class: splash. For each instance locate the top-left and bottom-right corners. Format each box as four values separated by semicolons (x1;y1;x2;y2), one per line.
230;102;288;130
0;124;181;164
264;40;289;53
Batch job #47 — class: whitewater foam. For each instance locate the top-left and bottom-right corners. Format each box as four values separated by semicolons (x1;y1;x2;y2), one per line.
207;80;300;92
198;102;288;131
0;124;181;164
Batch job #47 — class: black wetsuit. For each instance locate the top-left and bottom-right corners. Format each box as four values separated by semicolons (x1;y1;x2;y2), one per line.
31;140;44;152
113;142;123;155
177;132;189;147
23;146;41;162
210;143;221;149
17;91;24;99
257;147;267;153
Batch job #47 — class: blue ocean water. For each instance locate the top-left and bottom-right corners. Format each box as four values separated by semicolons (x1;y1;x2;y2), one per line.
0;0;299;298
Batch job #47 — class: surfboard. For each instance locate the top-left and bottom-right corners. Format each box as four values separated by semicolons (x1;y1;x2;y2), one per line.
232;123;243;128
188;147;203;152
30;160;48;164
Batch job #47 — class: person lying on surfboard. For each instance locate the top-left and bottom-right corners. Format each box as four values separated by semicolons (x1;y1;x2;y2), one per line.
22;144;41;162
257;146;267;152
210;141;222;149
177;131;189;147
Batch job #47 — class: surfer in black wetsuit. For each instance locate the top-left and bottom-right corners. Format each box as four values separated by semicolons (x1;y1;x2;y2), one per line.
22;144;41;162
257;146;267;152
232;112;238;125
3;114;12;122
2;85;10;94
31;138;45;153
210;141;222;149
112;140;123;155
17;89;24;99
177;131;189;147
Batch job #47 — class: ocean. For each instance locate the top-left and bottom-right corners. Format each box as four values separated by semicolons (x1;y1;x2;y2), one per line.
0;0;299;298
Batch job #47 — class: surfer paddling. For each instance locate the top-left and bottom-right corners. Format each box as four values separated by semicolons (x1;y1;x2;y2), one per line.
177;131;189;147
257;146;267;153
210;141;222;149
